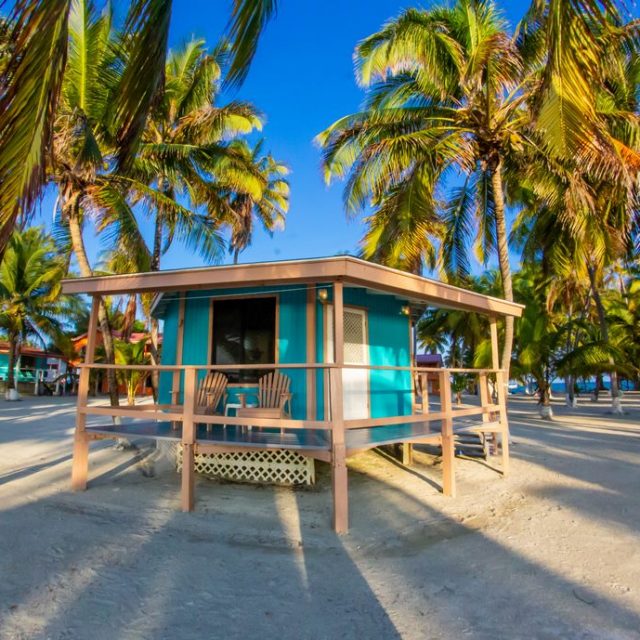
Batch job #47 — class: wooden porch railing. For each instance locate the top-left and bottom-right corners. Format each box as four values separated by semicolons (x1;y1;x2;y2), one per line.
72;361;510;531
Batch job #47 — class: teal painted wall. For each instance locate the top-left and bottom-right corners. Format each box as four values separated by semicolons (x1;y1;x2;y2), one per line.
313;287;412;420
158;299;178;404
345;288;412;418
157;286;308;416
157;285;412;420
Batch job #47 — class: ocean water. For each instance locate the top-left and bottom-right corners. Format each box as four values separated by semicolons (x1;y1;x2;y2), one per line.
510;377;636;395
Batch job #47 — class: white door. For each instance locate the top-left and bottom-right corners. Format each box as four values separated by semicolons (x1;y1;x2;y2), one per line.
326;306;369;420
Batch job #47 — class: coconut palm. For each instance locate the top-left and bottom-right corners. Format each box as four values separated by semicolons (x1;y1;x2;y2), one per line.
133;39;269;274
511;24;640;413
517;0;637;172
357;178;442;275
103;39;287;395
128;38;261;391
0;228;69;394
607;269;640;389
51;0;153;410
0;0;277;260
114;337;151;406
417;271;503;368
510;266;565;418
225;140;290;263
317;0;529;373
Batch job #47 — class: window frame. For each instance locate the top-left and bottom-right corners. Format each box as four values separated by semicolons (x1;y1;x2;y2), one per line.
208;293;279;385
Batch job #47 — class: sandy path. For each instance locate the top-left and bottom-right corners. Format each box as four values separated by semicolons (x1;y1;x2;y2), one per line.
0;394;639;639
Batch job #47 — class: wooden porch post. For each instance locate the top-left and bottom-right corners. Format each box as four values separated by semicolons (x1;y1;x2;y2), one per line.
403;317;414;466
489;316;500;371
489;316;501;454
306;286;316;420
181;367;197;511
479;373;490;423
420;372;430;415
496;368;510;475
71;296;99;490
172;294;186;405
331;280;348;533
439;370;456;497
490;315;510;473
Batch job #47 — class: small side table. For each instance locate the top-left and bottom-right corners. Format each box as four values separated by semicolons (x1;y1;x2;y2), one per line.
224;402;257;430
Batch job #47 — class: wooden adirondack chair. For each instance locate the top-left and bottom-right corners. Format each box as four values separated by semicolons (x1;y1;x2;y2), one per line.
197;372;228;431
236;371;292;430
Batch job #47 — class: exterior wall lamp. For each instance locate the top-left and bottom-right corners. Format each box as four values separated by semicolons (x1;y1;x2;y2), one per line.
318;288;329;303
400;304;411;316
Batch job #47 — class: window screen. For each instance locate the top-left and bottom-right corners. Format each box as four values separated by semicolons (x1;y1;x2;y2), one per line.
211;297;276;382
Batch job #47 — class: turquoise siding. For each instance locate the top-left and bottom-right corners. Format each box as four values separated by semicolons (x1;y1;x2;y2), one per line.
345;288;412;419
157;285;412;421
157;286;308;416
313;287;412;420
0;353;49;369
158;300;178;403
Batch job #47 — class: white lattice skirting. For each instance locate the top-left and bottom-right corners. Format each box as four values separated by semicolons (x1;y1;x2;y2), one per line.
158;442;315;485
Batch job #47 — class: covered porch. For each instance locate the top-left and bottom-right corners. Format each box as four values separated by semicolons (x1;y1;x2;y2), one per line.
62;257;523;533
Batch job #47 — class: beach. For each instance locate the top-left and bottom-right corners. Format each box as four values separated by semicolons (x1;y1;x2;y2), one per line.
0;394;639;639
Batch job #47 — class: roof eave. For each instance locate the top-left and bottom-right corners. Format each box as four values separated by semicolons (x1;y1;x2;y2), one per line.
61;256;524;318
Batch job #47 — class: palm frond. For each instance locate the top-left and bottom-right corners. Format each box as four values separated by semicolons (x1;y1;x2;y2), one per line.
0;0;71;259
114;0;172;170
226;0;276;86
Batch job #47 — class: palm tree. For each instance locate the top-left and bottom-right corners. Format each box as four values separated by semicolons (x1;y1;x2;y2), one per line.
226;140;290;263
317;0;527;373
114;337;151;406
51;0;152;411
53;4;260;409
103;39;288;395
418;271;502;365
606;268;640;389
129;38;263;391
0;228;69;397
512;22;640;413
0;0;277;260
517;0;636;173
511;266;564;418
358;178;442;275
135;38;267;275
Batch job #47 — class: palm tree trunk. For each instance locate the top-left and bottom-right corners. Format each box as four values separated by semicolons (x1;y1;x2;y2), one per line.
147;214;164;401
6;329;18;393
151;214;163;272
490;160;515;375
587;264;622;413
121;295;137;341
68;212;133;444
564;302;576;408
539;376;553;419
68;214;119;401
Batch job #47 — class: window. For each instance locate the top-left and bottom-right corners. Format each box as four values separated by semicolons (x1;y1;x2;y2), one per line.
211;297;276;383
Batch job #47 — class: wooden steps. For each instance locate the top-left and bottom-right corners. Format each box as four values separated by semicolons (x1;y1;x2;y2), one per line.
454;432;487;458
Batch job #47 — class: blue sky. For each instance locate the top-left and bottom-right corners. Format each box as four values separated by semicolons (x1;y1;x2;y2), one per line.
36;0;534;272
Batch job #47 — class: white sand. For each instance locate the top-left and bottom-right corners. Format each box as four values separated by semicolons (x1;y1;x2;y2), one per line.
0;393;639;639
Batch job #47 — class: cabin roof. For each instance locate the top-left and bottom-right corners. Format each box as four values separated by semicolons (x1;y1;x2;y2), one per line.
61;255;524;318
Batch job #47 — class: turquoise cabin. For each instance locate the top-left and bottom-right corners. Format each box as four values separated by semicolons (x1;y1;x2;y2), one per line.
153;280;414;423
62;255;524;532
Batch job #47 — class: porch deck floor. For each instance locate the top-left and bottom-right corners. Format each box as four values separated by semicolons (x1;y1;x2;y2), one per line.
87;422;332;450
85;419;479;453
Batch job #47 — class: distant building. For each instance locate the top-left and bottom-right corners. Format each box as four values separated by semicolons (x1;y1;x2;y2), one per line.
69;330;159;364
0;342;70;394
415;353;444;395
70;330;162;395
